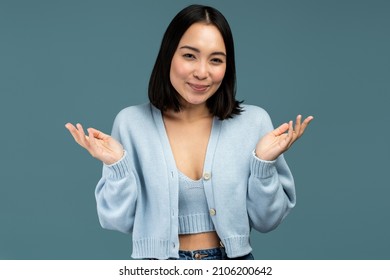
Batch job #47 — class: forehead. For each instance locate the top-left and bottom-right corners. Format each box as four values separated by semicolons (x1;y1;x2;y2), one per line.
178;23;226;52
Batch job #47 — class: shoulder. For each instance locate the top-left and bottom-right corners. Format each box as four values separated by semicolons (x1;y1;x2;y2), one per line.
114;103;152;124
111;103;155;133
221;104;274;134
232;104;272;126
110;103;157;139
240;104;270;119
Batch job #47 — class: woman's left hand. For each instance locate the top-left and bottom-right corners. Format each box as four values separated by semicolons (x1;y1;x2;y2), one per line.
255;115;314;161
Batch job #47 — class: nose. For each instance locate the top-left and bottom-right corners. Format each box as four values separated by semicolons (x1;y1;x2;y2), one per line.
193;61;208;80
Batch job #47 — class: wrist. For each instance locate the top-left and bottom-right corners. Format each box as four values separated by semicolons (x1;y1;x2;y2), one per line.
254;149;275;161
104;150;126;166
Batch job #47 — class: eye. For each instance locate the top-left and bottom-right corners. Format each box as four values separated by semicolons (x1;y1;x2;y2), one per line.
183;53;196;60
211;57;224;64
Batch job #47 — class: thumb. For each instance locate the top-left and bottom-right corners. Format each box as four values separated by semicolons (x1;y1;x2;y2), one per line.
87;127;108;140
272;123;289;137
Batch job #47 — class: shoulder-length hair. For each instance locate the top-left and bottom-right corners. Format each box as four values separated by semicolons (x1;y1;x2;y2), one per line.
148;4;243;120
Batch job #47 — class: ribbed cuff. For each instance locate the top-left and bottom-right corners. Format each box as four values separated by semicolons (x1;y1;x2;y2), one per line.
102;151;130;179
251;150;277;178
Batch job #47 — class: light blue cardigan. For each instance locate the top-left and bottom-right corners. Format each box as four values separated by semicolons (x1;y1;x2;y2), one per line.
95;103;296;259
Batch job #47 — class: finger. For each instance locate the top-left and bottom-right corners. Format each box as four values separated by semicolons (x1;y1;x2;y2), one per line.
65;123;85;145
76;123;90;149
272;123;289;137
65;122;75;131
65;123;78;138
87;128;100;157
87;127;108;140
294;115;302;136
286;120;294;145
303;116;314;125
298;116;314;136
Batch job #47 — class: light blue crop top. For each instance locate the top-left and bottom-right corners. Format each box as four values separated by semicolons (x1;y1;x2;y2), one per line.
178;170;215;234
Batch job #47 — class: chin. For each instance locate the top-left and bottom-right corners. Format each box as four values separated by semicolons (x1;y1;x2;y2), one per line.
184;97;209;106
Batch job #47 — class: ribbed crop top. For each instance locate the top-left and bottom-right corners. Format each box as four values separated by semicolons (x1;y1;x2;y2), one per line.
177;170;215;234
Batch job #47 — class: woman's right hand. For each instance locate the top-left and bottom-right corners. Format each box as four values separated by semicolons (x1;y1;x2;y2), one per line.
65;123;124;165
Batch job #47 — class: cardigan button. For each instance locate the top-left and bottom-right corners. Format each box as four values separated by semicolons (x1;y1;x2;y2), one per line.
209;208;216;216
203;172;211;180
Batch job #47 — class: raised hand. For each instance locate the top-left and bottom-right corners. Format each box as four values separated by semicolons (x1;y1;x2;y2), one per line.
255;115;313;161
65;123;124;165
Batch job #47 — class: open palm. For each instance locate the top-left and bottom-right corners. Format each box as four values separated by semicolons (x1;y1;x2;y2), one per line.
65;123;124;165
255;115;313;161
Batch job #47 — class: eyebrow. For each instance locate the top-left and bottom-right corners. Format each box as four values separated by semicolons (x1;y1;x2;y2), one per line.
179;45;226;57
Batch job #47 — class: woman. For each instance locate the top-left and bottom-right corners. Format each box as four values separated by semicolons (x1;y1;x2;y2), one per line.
65;4;313;260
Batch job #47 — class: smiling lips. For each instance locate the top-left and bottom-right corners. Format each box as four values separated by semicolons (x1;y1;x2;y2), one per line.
187;83;210;92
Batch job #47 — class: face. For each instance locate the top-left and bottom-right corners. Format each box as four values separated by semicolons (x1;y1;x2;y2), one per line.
170;23;226;109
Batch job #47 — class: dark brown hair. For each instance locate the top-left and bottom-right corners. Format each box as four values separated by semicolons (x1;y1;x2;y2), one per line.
148;4;243;119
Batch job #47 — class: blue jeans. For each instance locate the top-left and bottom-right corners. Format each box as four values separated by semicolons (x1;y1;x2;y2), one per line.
177;247;254;260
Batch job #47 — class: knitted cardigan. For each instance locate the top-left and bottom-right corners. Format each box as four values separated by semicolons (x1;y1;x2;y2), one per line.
95;103;295;259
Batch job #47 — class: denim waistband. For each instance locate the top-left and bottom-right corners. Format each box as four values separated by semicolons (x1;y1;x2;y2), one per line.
178;248;255;260
178;247;225;260
145;247;254;260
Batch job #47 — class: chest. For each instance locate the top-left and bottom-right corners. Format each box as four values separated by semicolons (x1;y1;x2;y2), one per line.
164;118;212;180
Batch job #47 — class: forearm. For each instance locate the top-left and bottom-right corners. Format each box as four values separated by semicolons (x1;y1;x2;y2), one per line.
247;152;296;233
95;151;138;233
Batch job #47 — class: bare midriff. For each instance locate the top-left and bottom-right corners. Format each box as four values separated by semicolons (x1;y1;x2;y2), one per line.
179;231;221;250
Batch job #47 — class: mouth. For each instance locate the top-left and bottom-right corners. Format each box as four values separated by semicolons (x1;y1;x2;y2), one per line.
187;83;210;92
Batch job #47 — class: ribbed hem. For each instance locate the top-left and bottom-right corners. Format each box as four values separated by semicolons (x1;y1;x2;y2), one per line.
131;236;252;259
102;151;130;179
221;235;252;258
178;213;215;234
132;238;173;259
251;151;277;178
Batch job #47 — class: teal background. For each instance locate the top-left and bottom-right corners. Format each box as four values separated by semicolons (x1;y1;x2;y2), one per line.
1;0;389;259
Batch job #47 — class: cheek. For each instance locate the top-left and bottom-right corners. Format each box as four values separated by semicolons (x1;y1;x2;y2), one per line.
170;57;191;81
214;67;226;84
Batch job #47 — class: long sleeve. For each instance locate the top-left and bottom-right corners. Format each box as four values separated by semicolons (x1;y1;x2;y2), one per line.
95;151;139;233
93;104;181;259
90;103;298;259
246;110;296;233
247;153;296;233
94;108;140;234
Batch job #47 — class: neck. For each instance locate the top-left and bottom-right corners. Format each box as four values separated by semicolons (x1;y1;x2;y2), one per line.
164;104;212;123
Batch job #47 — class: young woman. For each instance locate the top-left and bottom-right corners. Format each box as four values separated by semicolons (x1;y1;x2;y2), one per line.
65;4;313;260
